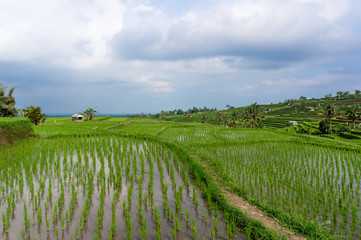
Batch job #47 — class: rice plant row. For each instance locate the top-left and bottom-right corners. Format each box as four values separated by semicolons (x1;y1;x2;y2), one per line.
0;135;244;239
197;142;361;239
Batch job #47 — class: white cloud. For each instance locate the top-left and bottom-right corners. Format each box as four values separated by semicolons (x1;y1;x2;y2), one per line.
137;75;173;93
296;73;338;86
112;0;356;63
0;0;125;68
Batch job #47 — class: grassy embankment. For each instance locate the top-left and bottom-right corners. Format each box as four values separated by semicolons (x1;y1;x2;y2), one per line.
0;118;33;144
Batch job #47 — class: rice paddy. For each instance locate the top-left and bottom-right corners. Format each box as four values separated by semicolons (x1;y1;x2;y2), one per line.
2;116;361;239
197;141;361;239
0;134;244;239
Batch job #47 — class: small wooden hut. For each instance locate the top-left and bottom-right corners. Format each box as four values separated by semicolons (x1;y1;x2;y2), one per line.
72;114;84;121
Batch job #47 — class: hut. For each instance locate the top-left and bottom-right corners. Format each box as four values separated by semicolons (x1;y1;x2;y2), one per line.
288;121;298;126
72;114;84;121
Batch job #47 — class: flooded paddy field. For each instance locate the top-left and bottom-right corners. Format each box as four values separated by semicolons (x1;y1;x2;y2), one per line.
0;135;245;240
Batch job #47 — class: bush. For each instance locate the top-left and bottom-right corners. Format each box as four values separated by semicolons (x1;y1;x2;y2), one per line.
338;132;361;139
23;105;46;125
0;118;33;144
318;119;331;134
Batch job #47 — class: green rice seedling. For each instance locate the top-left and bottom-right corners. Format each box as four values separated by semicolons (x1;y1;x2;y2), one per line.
55;227;59;240
214;215;219;231
46;217;50;231
61;216;65;230
175;216;181;231
37;207;42;225
192;219;197;240
171;226;176;240
186;210;190;223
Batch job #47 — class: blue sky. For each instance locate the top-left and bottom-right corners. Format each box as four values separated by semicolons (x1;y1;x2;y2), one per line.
0;0;360;114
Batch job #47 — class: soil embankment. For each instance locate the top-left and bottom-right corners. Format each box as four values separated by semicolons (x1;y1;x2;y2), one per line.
224;191;307;240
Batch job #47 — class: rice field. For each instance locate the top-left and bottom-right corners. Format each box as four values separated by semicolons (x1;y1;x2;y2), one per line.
0;134;244;240
197;141;361;239
160;126;223;145
3;116;361;239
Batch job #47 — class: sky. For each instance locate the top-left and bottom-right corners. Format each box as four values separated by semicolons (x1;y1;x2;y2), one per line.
0;0;361;114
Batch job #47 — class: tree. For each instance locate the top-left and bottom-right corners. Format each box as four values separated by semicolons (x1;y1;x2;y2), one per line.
0;84;17;117
324;93;332;98
322;103;338;133
319;119;331;134
201;115;207;123
355;89;361;95
346;104;360;129
23;105;46;125
82;107;97;121
336;91;343;98
226;104;234;110
289;99;300;114
244;103;262;128
216;112;224;125
299;96;308;102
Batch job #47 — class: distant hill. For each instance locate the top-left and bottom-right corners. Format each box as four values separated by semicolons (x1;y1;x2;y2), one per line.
166;93;361;129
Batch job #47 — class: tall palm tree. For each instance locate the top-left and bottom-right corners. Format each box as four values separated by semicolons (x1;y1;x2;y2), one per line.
245;103;261;128
323;103;338;133
216;112;224;125
231;111;239;122
290;99;300;114
347;104;360;129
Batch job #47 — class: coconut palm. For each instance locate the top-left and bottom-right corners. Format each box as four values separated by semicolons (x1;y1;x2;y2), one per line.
244;103;262;128
82;107;97;121
322;103;338;133
216;112;224;125
346;104;360;129
290;99;301;114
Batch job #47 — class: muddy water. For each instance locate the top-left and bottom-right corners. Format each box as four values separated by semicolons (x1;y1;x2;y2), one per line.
0;136;246;240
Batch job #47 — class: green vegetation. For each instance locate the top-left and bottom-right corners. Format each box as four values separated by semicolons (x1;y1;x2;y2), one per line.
0;118;33;144
23;105;46;125
0;84;17;117
2;90;361;239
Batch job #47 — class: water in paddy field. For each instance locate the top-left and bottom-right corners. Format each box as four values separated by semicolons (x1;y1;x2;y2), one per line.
198;141;361;239
0;136;246;240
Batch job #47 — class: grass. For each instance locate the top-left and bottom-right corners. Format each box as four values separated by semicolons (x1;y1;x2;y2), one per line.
0;117;33;144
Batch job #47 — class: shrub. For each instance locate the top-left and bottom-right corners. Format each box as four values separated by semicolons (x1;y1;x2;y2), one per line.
23;105;46;125
319;119;331;134
0;118;33;144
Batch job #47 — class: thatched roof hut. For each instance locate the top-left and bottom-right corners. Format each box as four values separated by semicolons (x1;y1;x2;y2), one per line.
72;114;84;121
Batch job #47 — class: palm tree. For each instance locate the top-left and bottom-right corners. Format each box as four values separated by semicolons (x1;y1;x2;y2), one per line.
347;104;360;129
216;112;224;125
82;107;97;121
231;111;239;122
323;103;338;133
245;103;261;128
290;99;300;114
201;115;207;123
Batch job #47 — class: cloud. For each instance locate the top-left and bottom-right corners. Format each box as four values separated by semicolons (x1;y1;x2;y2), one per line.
137;75;173;93
111;0;359;67
0;0;125;68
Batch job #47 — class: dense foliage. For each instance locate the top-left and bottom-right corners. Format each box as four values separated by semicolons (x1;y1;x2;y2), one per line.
0;84;17;117
0;118;33;144
23;105;46;125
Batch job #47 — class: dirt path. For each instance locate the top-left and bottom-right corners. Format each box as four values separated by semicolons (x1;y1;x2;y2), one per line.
223;191;307;240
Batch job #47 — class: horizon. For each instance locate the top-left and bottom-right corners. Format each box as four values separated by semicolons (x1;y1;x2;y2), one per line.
1;0;360;114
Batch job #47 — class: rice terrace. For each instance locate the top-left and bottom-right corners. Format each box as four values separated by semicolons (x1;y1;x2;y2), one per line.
1;90;361;240
1;0;361;239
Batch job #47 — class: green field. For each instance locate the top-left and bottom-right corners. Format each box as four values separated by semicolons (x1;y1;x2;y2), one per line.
1;116;361;239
